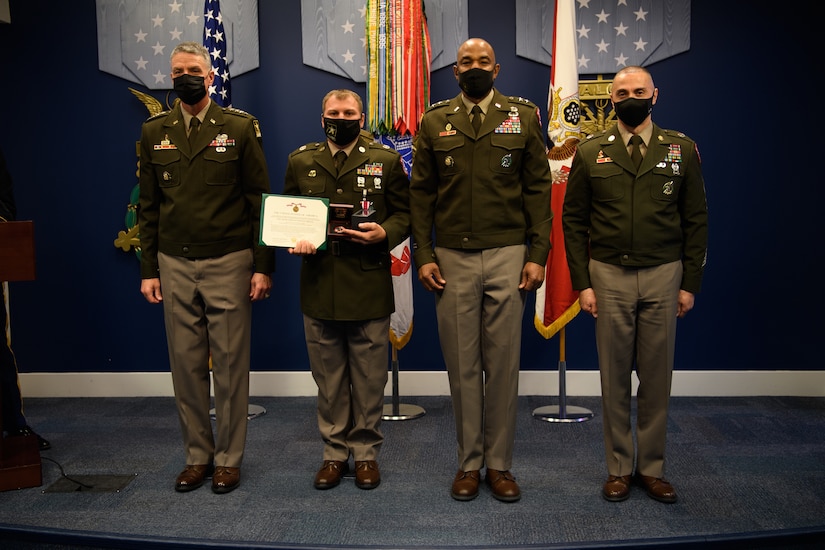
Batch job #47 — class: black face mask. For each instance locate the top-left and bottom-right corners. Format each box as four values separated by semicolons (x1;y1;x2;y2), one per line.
324;117;362;146
173;74;207;106
457;68;495;99
613;97;653;128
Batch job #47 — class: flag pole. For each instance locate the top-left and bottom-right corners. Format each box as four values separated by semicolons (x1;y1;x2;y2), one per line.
532;326;593;423
371;1;428;421
205;0;263;421
382;345;425;421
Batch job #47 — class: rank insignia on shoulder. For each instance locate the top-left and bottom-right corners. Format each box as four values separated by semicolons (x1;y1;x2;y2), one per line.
225;106;250;116
253;119;262;138
296;142;320;154
426;100;450;113
148;109;171;121
509;96;533;106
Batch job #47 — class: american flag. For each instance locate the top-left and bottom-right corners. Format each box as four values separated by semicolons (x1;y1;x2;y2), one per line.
118;0;237;91
204;0;231;106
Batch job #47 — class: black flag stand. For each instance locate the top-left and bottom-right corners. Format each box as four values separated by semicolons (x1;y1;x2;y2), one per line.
532;326;593;423
210;404;267;421
207;359;266;421
382;345;425;421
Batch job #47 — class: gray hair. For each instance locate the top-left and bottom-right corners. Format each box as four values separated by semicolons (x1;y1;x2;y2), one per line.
170;41;211;69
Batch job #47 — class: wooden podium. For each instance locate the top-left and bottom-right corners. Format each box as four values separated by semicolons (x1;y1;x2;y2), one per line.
0;220;42;491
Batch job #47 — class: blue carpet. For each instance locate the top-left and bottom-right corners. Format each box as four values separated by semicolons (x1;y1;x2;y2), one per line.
1;395;823;549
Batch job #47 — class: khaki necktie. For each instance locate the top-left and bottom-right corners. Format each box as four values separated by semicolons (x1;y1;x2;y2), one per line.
471;105;483;135
333;150;347;174
188;116;201;146
629;134;643;171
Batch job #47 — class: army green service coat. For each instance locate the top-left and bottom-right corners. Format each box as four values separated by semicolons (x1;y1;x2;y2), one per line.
283;136;410;321
138;101;275;279
563;123;708;294
409;89;553;269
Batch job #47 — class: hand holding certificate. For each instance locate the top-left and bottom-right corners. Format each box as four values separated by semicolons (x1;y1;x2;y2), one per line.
259;194;329;249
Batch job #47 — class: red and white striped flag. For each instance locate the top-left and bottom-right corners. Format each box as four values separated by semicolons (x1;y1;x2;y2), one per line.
535;0;582;339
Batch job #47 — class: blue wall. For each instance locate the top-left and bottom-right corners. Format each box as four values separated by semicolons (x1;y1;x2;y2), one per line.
0;1;820;375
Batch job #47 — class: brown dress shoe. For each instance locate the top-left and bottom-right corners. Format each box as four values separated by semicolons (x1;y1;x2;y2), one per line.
314;460;349;489
212;466;241;494
485;469;521;503
175;464;214;492
354;460;381;490
635;474;677;503
451;470;480;501
602;475;631;502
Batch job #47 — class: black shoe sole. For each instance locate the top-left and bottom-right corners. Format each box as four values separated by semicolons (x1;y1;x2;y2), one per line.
646;492;677;504
490;492;521;503
212;483;239;494
355;480;380;490
175;481;205;492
